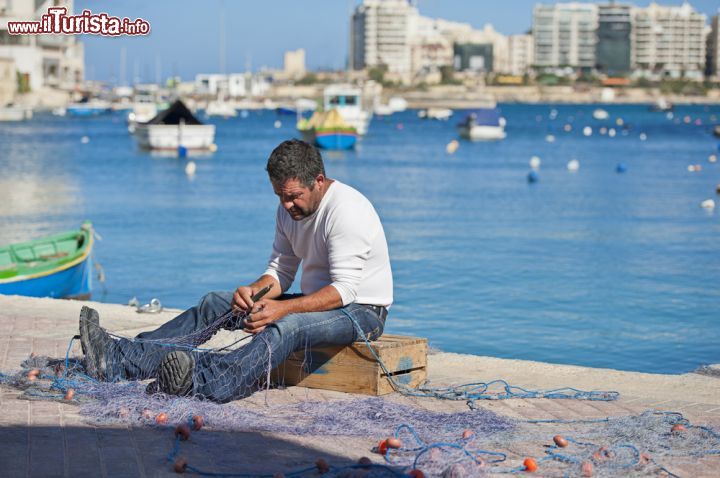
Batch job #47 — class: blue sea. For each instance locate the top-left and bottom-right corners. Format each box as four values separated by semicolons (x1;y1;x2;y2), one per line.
1;104;719;374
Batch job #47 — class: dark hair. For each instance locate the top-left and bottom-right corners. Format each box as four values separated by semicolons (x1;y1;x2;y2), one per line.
266;139;325;188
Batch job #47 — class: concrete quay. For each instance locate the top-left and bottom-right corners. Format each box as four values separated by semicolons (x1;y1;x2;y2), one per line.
0;294;718;477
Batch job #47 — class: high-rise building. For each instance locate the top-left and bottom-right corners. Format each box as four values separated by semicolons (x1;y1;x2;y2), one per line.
632;2;706;79
596;2;632;76
0;0;84;92
508;34;534;76
350;0;417;74
532;2;599;72
707;15;719;78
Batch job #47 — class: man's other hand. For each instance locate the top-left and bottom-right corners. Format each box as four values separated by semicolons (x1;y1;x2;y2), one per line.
232;286;255;315
243;299;287;334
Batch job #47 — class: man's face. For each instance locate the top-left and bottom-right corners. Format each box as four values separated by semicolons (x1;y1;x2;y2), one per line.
272;177;324;221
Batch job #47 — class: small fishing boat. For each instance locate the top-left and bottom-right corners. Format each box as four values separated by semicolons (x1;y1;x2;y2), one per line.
373;96;408;116
133;99;216;151
650;98;673;112
0;221;94;299
297;109;358;150
322;84;371;135
0;104;33;121
66;98;112;117
418;108;453;120
457;108;506;141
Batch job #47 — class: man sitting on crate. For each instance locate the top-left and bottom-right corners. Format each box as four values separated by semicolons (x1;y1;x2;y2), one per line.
79;139;393;403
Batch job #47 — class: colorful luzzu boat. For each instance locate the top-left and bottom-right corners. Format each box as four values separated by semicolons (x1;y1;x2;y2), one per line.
297;109;358;150
0;221;94;299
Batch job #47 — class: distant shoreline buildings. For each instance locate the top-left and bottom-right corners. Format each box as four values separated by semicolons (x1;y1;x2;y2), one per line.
350;0;720;83
0;0;719;108
0;0;84;105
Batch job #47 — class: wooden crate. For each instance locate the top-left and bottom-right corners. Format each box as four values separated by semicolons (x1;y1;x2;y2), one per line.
271;334;428;395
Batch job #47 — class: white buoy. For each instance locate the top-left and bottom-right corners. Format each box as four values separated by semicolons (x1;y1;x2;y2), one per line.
700;199;715;209
599;127;608;135
608;128;616;138
567;159;580;171
666;112;674;120
709;154;717;163
545;134;556;143
274;120;282;128
616;118;624;126
549;109;558;119
81;136;90;144
563;124;572;132
639;133;647;141
209;143;218;152
446;140;459;154
583;126;592;137
185;161;196;176
530;156;541;169
687;164;702;172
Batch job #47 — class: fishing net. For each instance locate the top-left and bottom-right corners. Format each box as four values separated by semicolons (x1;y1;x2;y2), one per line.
1;308;718;477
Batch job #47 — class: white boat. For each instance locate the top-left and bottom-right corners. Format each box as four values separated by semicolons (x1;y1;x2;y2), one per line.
457;109;506;141
133;100;215;151
650;98;673;112
0;104;32;121
418;108;453;120
592;108;609;120
127;102;158;134
322;84;371;135
205;99;237;118
373;96;407;116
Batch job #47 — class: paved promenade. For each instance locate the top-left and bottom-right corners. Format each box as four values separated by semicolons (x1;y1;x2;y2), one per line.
0;295;718;477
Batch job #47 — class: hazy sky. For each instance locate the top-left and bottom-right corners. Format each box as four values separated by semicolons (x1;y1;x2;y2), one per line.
75;0;720;84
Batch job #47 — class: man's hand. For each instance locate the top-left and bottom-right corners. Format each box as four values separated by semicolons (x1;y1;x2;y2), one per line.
232;286;256;315
243;299;288;334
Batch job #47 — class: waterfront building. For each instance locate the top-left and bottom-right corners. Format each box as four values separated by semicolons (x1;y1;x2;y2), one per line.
596;2;632;76
194;73;269;98
0;0;84;94
707;15;719;78
508;34;534;76
283;49;305;80
350;0;417;76
453;43;493;72
532;2;599;73
410;15;454;80
631;2;706;80
0;57;13;105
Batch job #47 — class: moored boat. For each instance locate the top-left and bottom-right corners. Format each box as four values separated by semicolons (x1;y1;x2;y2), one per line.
418;108;453;120
650;98;673;112
0;104;33;121
297;109;358;150
457;108;506;141
0;221;94;299
322;84;371;135
66;98;112;117
133;99;216;151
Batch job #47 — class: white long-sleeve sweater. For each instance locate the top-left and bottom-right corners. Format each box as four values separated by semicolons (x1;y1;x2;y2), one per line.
264;180;393;307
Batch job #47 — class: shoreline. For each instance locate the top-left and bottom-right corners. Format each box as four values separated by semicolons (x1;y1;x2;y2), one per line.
1;294;718;403
1;294;719;477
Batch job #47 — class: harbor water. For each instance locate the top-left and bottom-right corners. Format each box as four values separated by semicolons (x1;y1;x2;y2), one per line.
1;104;719;374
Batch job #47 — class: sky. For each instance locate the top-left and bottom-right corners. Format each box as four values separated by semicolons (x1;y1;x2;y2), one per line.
75;0;720;84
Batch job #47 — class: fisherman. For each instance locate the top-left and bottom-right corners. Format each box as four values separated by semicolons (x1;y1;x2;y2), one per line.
79;139;393;402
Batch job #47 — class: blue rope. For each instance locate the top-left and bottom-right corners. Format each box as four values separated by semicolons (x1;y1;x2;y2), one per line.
339;309;619;406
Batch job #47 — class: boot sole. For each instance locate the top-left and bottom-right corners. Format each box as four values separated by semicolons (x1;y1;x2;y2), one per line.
157;351;194;396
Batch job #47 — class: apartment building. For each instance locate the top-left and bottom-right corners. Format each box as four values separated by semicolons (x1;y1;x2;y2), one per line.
632;2;706;79
532;2;599;72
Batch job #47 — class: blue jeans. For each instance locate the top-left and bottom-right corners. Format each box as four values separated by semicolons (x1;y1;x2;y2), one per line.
112;291;386;403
